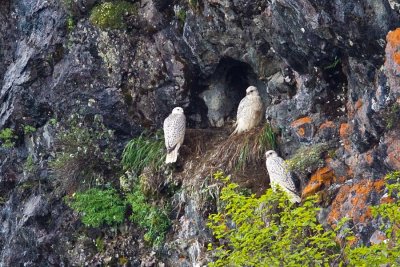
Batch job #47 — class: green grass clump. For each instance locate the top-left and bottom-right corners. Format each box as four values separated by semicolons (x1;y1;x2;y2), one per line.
0;128;16;148
286;143;327;174
121;131;165;175
66;188;126;227
89;1;137;30
235;123;277;171
126;186;171;247
207;171;340;266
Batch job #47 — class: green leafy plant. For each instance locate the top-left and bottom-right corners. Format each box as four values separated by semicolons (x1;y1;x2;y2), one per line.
62;0;75;32
188;0;198;10
286;143;327;174
207;171;340;266
95;236;105;253
385;103;400;130
121;131;165;175
175;6;186;25
49;118;57;126
24;155;37;174
343;171;400;266
89;1;137;30
66;188;126;227
23;125;36;135
126;185;171;247
0;128;17;148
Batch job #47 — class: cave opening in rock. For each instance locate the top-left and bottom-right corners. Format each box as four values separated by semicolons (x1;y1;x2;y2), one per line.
188;57;262;129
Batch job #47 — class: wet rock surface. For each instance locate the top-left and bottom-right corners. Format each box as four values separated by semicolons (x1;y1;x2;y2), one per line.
0;0;399;265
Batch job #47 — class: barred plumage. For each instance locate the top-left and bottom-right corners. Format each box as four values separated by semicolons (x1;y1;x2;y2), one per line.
163;107;186;164
265;150;301;203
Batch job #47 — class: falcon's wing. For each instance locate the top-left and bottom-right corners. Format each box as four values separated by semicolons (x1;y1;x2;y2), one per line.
268;157;297;193
163;114;186;152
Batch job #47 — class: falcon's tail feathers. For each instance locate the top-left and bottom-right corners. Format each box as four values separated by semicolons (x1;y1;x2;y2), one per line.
287;191;301;203
166;144;180;164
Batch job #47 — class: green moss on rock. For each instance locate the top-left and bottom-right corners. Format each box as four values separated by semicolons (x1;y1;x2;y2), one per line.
89;1;137;30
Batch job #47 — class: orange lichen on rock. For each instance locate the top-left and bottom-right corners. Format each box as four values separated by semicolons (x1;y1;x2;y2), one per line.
290;117;313;139
297;127;305;136
319;120;335;130
328;179;386;227
365;152;374;165
290;116;312;128
387;28;400;65
302;166;336;198
354;99;363;110
339;123;349;138
387;28;400;44
339;123;352;151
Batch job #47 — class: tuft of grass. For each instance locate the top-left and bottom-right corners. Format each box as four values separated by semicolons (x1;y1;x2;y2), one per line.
214;124;277;172
66;187;126;228
286;143;327;174
89;1;137;30
121;131;165;175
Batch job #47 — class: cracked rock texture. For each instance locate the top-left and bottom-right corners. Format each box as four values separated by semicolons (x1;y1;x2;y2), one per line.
0;0;399;265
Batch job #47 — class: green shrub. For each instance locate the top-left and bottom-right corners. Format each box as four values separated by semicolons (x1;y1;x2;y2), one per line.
121;131;165;175
286;143;327;174
385;103;400;130
50;114;118;191
24;155;37;174
126;186;171;247
23;125;36;135
0;128;16;148
207;171;340;267
344;171;400;266
66;188;126;227
89;1;137;30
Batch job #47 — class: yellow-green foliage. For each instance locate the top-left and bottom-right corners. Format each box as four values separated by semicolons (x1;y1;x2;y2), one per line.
121;131;165;175
0;128;16;148
207;172;340;267
89;1;137;30
66;188;126;227
286;143;327;173
344;171;400;266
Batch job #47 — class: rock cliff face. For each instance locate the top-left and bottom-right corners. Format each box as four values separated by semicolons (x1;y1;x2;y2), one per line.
0;0;399;265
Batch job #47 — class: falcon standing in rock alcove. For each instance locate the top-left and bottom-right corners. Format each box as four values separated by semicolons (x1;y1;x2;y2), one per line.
232;86;264;134
163;107;186;164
